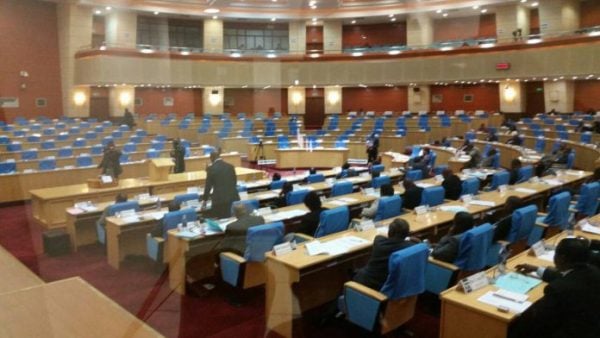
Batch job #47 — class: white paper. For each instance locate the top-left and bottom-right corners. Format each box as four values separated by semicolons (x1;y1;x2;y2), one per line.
582;223;600;235
305;236;369;256
145;211;167;220
121;215;140;223
515;188;537;194
416;183;434;188
439;206;468;213
478;291;532;314
468;200;496;207
538;250;555;262
542;179;562;186
328;200;347;206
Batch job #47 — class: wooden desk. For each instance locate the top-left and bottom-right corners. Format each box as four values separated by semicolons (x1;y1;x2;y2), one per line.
275;148;349;169
0;277;163;337
0;246;43;294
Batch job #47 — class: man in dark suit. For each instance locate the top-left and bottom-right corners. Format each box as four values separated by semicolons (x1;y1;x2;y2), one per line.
215;203;265;256
441;168;462;200
511;238;600;338
402;179;423;210
170;139;186;174
202;152;240;218
353;218;418;290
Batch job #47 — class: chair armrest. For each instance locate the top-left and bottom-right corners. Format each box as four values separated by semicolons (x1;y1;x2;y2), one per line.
219;251;247;264
535;221;549;228
146;233;165;243
344;281;388;302
294;233;315;243
428;257;459;272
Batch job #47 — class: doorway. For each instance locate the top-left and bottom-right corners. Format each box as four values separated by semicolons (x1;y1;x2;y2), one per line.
89;87;110;121
305;93;325;129
525;81;545;116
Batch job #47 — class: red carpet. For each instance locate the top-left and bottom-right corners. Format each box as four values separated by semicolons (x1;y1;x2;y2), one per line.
0;202;441;338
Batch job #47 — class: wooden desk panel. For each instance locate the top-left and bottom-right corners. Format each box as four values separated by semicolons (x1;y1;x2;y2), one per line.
275;148;349;169
0;246;43;294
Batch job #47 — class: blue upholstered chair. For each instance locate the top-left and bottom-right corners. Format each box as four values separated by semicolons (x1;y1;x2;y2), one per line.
76;154;93;167
433;165;448;176
314;206;350;238
371;164;385;175
331;181;353;197
507;205;540;246
146;149;160;159
146;208;197;262
123;142;137;153
372;175;391;189
90;144;103;155
566;152;575;169
85;131;97;140
269;179;286;190
58;147;73;158
580;132;592;144
571;182;600;218
491;152;500;169
421;186;445;207
151;141;165;151
97;201;140;245
306;173;325;183
406;169;423;181
461;177;480;196
7;142;22;152
21;149;38;160
489;171;510;190
219;222;284;289
41;140;55;150
43;128;55;136
516;166;533;183
534;138;546;153
39;157;56;171
173;193;200;206
72;138;86;147
535;191;571;232
286;189;310;205
374;195;403;221
26;135;40;142
343;244;428;334
0;160;16;174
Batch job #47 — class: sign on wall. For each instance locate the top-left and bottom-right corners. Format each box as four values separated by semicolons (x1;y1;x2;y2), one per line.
0;97;19;108
163;97;174;106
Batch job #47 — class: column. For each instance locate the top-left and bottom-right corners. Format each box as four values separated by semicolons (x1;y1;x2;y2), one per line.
538;0;580;35
543;80;574;113
499;81;526;113
406;13;433;47
324;86;341;115
108;85;135;117
323;20;342;54
288;21;307;55
203;86;224;115
495;4;530;41
57;3;93;117
288;87;306;115
203;18;223;53
408;86;431;112
105;10;137;48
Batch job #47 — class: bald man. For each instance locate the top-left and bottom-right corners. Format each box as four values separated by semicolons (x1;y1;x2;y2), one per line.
215;203;265;256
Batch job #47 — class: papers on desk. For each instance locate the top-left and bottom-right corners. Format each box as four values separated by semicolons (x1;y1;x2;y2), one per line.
74;202;97;212
514;188;537;194
416;183;435;188
120;215;140;223
263;209;308;223
565;170;585;176
494;272;542;295
439;206;469;213
468;200;496;207
478;290;533;314
257;192;279;199
329;197;358;206
143;211;167;221
542;179;563;186
581;223;600;235
537;250;555;262
305;236;370;256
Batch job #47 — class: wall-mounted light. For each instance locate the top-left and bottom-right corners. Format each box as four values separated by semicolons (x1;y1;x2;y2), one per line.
327;91;340;105
73;91;87;106
119;91;132;106
503;85;517;103
209;89;221;106
291;91;303;105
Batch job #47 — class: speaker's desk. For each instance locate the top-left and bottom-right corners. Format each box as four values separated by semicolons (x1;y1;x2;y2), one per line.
0;277;163;337
274;148;349;169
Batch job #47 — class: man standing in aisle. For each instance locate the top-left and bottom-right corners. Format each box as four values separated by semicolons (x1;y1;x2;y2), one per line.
201;151;239;218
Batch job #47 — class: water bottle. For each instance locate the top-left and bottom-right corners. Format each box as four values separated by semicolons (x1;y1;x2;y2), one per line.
497;243;509;277
156;197;162;211
181;214;187;230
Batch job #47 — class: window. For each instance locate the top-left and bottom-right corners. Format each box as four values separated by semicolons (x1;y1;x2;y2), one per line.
223;24;289;51
137;17;202;48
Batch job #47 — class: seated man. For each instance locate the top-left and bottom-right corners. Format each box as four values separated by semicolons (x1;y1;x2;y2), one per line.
431;212;474;263
509;158;522;185
441;168;462;200
353;218;419;290
297;191;327;236
360;183;395;219
552;143;571;165
402;179;423;210
490;196;523;242
150;200;181;237
215;203;265;256
463;143;481;169
479;148;498;168
409;147;432;177
96;193;127;229
510;238;600;338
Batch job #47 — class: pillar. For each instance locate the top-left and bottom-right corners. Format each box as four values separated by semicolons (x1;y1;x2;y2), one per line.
109;85;135;117
543;80;574;113
203;18;223;53
323;20;342;54
538;0;580;35
203;86;224;115
289;21;307;55
105;10;137;48
324;86;342;115
407;13;433;47
408;86;430;112
288;87;306;115
57;3;93;117
499;81;526;113
495;4;530;41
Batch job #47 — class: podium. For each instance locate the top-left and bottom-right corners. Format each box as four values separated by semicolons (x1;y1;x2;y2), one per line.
149;158;174;181
86;177;118;189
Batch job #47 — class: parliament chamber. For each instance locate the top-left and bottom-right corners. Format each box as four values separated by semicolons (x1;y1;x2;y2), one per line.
1;0;600;337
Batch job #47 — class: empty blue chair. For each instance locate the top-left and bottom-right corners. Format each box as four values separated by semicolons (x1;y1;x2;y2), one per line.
270;180;286;190
7;142;22;152
43;128;55;136
489;171;510;190
129;135;143;144
0;135;9;144
119;153;129;163
112;130;123;139
94;126;104;133
56;132;69;141
371;164;385;175
13;130;25;137
58;147;73;158
580;132;592;144
461;177;480;196
90;144;103;155
160;208;198;238
516;166;533;183
572;182;600;218
101;136;114;146
151;141;165;151
374;195;403;221
147;149;160;159
306;173;325;183
72;138;86;147
314;206;350;238
536;191;571;231
26;135;40;142
102;120;112;128
135;129;147;137
123;142;136;153
172;193;200;206
76;155;93;167
343;244;427;334
406;169;423;181
331;181;353;197
372;176;391;188
421;186;445;207
0;160;17;174
96;201;140;244
219;222;284;288
68;126;80;135
286;189;310;205
534;138;546;153
507;205;539;246
39;157;56;171
41;140;55;150
21;149;38;160
85;131;97;140
231;199;260;215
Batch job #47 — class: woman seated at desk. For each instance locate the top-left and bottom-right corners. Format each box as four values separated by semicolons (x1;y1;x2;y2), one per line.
297;191;327;236
360;184;395;219
430;212;474;263
273;181;293;208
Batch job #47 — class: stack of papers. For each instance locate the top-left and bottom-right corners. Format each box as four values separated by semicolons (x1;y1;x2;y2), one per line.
305;236;369;256
542;179;563;186
143;211;167;220
581;223;600;235
494;272;542;294
416;183;435;188
538;250;555;262
264;209;307;222
515;188;537;194
478;290;533;314
439;206;469;213
468;200;496;207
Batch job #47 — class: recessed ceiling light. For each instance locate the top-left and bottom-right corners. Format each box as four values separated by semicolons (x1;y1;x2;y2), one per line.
480;43;495;48
309;0;317;5
266;53;277;58
312;17;317;22
99;45;107;51
481;9;488;13
309;53;320;58
521;0;527;3
180;50;190;55
204;8;220;14
391;18;396;22
140;48;154;54
389;14;394;18
294;80;299;85
531;2;538;7
352;52;363;57
230;52;242;58
351;20;356;24
388;50;401;55
443;13;448;17
440;46;453;51
105;6;112;11
436;9;442;13
153;11;159;15
271;18;277;22
572;76;578;80
212;15;218;19
527;38;542;44
473;5;479;9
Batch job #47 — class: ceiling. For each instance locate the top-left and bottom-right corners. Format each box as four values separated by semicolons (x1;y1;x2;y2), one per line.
72;0;526;21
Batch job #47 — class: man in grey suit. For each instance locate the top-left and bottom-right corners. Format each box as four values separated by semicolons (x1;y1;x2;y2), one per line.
202;152;240;218
216;203;265;256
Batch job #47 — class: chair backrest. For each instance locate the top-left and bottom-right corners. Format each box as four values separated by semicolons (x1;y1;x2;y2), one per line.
39;157;56;171
231;199;260;215
371;164;385;175
306;173;325;183
147;149;160;159
76;155;93;167
41;140;55;150
429;151;437;167
406;169;423;181
507;204;538;243
517;166;533;183
0;160;16;174
372;175;391;188
380;243;428;299
21;149;38;160
331;181;353;197
58;147;72;158
454;223;494;271
123;143;136;153
543;191;571;229
314;206;350;238
269;179;286;190
421;186;445;207
72;138;86;147
490;171;510;190
162;208;198;237
461;178;480;196
173;193;200;205
286;189;310;205
106;201;140;217
375;195;403;221
491;152;500;169
566;152;575;169
243;222;285;261
575;182;600;217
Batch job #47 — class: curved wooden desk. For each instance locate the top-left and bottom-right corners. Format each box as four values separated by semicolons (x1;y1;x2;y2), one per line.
274;148;349;169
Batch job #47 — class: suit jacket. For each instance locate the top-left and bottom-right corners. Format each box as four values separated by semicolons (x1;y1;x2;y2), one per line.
353;236;415;290
509;264;600;338
98;149;122;177
171;145;186;173
403;186;423;210
216;214;265;256
493;215;512;242
509;168;520;185
442;175;462;200
203;159;240;218
431;234;461;263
